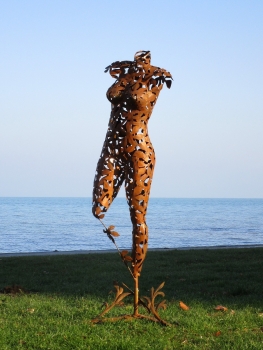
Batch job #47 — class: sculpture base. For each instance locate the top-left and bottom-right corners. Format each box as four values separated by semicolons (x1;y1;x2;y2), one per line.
91;282;177;327
91;313;171;326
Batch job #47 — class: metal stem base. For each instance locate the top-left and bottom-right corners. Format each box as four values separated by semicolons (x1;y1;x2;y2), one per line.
91;280;174;326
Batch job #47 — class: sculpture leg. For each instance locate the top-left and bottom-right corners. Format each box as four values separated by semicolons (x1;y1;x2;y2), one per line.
129;209;149;316
125;149;155;316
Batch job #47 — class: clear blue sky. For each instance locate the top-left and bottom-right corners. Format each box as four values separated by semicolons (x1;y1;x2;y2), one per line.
1;0;262;198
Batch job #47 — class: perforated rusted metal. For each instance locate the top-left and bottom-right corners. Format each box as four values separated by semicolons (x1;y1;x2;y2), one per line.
92;51;172;277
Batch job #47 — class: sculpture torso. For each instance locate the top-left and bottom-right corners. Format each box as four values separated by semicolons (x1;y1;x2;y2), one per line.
105;61;172;156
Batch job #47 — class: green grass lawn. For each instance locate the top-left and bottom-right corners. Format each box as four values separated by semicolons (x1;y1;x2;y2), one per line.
0;248;263;349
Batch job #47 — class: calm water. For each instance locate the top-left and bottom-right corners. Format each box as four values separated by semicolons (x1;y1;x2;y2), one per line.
0;197;262;253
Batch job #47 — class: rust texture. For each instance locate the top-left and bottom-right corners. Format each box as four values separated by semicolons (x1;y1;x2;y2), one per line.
92;50;172;277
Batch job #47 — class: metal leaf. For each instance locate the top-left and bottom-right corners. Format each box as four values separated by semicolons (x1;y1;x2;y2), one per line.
156;300;167;311
95;207;101;215
166;79;172;89
110;231;120;237
155;282;165;293
116;292;132;303
121;250;129;256
124;256;133;262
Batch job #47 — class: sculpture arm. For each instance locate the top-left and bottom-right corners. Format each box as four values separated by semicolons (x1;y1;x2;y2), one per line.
105;60;134;79
152;67;173;89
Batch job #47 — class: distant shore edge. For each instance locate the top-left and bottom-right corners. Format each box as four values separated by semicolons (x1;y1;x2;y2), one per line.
1;244;263;258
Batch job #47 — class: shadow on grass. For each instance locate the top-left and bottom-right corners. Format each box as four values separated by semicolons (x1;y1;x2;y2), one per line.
1;248;263;309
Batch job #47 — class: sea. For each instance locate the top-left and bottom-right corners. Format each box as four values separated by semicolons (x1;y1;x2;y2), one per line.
0;197;262;254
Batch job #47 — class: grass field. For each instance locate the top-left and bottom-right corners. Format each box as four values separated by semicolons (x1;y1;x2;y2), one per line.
0;248;263;349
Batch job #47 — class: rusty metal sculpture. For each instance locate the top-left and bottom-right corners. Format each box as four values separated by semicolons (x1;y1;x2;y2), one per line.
92;51;172;325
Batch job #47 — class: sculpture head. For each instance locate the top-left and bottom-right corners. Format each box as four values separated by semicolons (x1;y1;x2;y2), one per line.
134;50;151;67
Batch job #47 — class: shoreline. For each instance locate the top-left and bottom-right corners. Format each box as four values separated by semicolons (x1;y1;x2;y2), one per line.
1;244;263;258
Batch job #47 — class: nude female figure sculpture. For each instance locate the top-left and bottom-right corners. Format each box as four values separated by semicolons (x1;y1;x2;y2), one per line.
92;51;172;309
